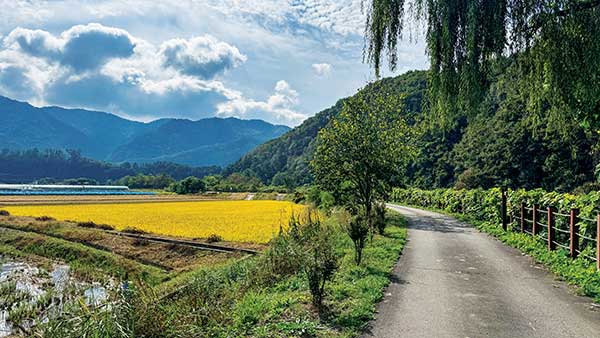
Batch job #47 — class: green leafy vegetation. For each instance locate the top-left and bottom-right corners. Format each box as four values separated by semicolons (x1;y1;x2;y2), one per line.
228;61;597;193
0;148;220;184
226;70;427;187
0;227;167;284
363;0;600;131
33;210;407;337
312;90;414;264
392;187;600;302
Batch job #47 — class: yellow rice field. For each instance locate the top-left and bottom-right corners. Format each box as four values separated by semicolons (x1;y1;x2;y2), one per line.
3;200;306;243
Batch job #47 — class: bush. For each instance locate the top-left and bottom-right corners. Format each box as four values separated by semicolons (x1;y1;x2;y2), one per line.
206;234;223;243
35;216;55;222
0;210;10;216
300;212;339;309
252;210;339;311
121;227;147;235
77;221;114;231
318;191;335;211
347;212;369;265
373;202;387;235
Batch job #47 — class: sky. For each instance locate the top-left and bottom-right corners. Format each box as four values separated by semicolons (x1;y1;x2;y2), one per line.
0;0;428;126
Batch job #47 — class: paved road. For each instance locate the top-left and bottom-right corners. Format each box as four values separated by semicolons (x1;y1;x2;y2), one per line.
364;205;600;338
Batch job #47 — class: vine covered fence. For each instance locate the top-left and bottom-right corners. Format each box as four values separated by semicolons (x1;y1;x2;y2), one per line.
391;188;600;270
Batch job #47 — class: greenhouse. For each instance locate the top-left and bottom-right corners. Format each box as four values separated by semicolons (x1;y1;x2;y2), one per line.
0;184;153;195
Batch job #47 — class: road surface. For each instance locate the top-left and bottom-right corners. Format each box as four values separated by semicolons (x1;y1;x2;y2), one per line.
363;205;600;338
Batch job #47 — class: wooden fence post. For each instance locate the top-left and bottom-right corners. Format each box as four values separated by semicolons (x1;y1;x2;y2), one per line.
520;203;525;232
569;208;579;258
596;214;600;270
501;190;507;231
532;204;539;236
547;207;555;251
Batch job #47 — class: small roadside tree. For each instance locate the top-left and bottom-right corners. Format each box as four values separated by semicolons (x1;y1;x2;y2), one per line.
312;90;414;264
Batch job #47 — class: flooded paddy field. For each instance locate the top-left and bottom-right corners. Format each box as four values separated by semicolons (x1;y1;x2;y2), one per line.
0;259;110;337
0;209;258;337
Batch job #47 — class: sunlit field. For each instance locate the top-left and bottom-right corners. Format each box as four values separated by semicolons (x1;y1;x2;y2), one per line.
4;200;306;243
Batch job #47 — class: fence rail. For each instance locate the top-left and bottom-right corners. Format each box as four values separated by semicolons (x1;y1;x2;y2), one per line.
501;190;600;271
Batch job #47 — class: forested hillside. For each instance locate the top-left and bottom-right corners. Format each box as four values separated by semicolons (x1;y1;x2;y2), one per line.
0;149;219;183
225;70;427;185
230;62;596;192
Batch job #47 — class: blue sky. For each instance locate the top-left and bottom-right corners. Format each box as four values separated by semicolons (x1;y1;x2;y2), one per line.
0;0;427;126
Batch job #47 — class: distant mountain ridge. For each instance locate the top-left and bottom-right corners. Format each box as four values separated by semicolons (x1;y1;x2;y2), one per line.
0;96;290;167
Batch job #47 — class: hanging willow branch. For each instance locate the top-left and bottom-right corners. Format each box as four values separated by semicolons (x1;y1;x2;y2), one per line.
362;0;600;129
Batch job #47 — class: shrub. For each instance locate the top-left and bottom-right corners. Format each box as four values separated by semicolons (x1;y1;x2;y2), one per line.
0;210;9;216
252;213;308;285
304;220;338;309
35;216;55;222
251;210;339;311
319;191;335;211
77;221;114;231
347;212;369;265
121;227;147;235
373;202;387;235
206;234;223;243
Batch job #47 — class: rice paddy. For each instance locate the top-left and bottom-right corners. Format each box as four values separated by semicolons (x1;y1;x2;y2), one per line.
3;200;307;243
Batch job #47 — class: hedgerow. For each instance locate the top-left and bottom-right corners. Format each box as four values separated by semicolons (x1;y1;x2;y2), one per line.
391;187;600;239
391;187;600;302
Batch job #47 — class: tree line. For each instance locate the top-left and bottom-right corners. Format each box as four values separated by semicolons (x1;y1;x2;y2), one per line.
0;148;219;184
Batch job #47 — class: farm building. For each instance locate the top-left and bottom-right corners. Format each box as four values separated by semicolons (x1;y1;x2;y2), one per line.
0;184;153;195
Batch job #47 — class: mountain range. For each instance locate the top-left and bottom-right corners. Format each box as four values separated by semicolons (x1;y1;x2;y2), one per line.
0;96;290;167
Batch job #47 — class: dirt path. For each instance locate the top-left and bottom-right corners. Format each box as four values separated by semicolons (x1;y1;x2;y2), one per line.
363;205;600;338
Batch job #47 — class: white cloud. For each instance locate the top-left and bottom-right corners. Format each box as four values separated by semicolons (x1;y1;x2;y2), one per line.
0;1;429;125
312;63;332;76
217;80;306;126
160;35;247;79
0;23;266;123
5;23;136;71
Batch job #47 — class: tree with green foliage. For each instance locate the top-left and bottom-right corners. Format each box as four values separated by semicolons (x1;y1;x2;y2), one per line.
363;0;600;130
312;90;414;263
169;177;206;194
117;174;175;189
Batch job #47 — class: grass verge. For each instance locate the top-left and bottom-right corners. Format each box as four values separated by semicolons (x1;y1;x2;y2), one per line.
37;210;408;337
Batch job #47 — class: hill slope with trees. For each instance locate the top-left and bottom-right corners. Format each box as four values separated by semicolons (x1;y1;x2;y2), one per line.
225;70;427;186
229;62;596;193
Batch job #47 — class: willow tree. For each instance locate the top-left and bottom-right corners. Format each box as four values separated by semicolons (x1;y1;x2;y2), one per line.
363;0;600;130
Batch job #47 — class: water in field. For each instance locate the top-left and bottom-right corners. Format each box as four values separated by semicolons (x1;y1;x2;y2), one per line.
0;310;10;337
0;260;109;336
85;284;108;306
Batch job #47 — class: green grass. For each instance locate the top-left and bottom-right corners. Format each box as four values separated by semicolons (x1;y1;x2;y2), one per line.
0;228;167;284
203;211;408;337
35;211;408;337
